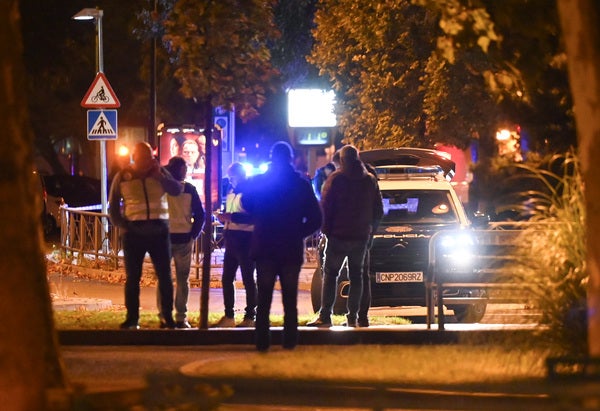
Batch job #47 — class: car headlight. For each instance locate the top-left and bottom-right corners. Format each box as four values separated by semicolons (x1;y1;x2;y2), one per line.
436;231;476;270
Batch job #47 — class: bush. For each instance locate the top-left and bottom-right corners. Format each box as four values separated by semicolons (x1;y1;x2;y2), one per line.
509;150;587;355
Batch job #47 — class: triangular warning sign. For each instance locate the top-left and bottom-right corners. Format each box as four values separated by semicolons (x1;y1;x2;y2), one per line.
81;72;121;108
90;111;116;136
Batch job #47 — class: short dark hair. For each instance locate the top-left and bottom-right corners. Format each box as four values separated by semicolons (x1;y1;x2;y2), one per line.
166;156;186;181
270;141;294;163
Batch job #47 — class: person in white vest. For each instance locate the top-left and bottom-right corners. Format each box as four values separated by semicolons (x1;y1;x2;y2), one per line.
108;142;183;329
157;156;205;328
214;162;257;327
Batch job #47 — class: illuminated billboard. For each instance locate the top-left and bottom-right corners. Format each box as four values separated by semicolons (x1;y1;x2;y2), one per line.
287;89;336;128
157;124;221;210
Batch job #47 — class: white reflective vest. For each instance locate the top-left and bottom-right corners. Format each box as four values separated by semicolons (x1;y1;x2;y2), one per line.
224;191;253;232
167;192;193;234
120;177;169;221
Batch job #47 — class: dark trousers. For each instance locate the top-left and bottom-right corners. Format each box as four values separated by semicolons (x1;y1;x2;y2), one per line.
122;220;174;323
255;258;302;351
321;236;369;320
222;230;257;319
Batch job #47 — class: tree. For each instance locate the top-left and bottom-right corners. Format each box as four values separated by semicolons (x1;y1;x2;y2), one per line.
557;0;600;357
309;0;438;148
160;0;280;327
310;0;575;153
1;1;67;409
162;0;280;122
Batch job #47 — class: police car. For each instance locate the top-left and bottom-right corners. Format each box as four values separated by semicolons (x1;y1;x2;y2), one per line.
311;148;488;323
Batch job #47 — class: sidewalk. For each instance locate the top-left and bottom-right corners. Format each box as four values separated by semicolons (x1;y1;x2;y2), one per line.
49;248;317;315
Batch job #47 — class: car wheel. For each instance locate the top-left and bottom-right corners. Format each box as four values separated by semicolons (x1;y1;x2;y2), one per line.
310;267;349;315
449;290;487;323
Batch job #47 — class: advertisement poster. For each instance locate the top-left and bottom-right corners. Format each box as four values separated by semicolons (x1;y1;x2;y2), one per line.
158;125;221;210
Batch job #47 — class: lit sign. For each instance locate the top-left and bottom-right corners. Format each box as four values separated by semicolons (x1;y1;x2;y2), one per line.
294;128;331;146
288;89;336;128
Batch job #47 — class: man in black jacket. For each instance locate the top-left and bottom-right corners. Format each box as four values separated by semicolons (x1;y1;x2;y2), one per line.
242;141;322;351
308;145;383;328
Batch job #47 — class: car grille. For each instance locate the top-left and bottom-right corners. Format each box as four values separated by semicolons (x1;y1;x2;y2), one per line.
369;235;430;273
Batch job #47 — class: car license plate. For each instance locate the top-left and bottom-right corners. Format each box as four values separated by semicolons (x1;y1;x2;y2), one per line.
376;272;423;283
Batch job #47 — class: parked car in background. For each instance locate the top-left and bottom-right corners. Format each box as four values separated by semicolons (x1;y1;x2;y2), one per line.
40;174;101;233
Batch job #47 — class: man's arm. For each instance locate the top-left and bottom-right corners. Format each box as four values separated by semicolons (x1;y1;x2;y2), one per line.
155;165;184;195
371;177;384;231
108;172;127;229
188;183;205;239
300;179;323;238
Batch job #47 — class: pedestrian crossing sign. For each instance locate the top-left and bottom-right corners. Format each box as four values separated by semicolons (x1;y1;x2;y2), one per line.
87;110;117;140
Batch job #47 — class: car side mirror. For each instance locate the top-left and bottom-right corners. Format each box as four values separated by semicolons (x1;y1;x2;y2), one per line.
471;211;489;228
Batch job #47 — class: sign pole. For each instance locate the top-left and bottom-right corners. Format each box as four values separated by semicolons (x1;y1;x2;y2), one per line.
96;12;109;250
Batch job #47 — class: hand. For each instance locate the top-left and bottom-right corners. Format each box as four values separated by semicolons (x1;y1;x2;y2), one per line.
216;212;231;224
147;160;161;179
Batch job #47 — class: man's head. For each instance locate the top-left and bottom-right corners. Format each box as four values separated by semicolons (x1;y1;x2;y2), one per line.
270;141;294;165
132;142;154;171
227;162;247;187
339;145;359;167
324;162;336;176
166;156;187;181
181;139;200;167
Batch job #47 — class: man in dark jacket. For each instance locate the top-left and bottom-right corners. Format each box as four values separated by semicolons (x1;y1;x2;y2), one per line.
308;144;383;328
242;141;322;351
159;156;204;328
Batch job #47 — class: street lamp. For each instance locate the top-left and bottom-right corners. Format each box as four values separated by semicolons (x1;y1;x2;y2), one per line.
72;7;109;249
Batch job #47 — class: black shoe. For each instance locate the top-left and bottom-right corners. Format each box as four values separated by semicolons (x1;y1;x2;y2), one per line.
160;319;176;329
342;314;357;327
306;318;332;328
176;320;192;329
119;320;140;330
257;345;269;353
358;318;370;327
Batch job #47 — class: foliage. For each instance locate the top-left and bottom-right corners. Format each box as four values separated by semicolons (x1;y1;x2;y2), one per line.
309;0;437;148
161;0;281;122
415;0;575;151
309;0;575;154
509;150;587;355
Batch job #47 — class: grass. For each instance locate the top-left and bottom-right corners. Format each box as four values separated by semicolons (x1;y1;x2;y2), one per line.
53;310;411;329
181;345;550;385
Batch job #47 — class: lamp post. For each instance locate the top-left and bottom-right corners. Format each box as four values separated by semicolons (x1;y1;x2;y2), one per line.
73;8;109;247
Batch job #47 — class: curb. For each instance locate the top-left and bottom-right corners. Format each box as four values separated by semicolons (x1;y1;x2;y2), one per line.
57;327;540;346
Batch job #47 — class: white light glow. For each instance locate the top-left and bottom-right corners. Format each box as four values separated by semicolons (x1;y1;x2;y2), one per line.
288;89;336;128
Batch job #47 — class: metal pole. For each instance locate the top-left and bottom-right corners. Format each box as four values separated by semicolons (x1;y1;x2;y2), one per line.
96;11;109;250
149;0;157;147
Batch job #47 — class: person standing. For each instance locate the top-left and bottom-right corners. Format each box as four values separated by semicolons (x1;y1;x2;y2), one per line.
312;162;336;200
242;141;322;351
109;142;183;329
158;156;205;329
308;145;383;328
214;162;257;328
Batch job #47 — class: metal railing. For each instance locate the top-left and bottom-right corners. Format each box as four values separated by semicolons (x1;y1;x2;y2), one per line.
58;205;215;276
425;221;552;329
58;205;318;277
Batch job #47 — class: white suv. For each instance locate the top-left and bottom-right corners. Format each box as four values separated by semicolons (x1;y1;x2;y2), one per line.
311;148;488;323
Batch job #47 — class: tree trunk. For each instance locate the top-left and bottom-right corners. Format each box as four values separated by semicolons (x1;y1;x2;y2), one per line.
557;0;600;356
0;1;68;410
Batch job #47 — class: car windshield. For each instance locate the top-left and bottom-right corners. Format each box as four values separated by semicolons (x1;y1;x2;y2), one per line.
381;189;458;224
